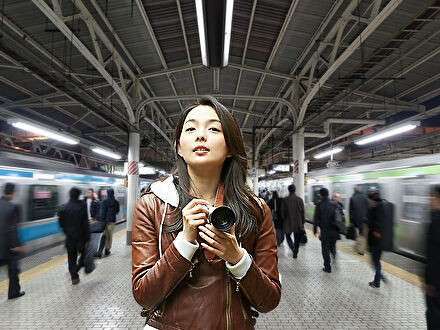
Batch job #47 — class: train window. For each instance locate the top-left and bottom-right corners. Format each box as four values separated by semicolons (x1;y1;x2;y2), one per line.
312;185;323;205
401;182;430;223
357;183;381;195
28;185;58;221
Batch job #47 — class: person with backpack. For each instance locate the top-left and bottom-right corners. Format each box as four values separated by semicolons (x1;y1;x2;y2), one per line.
100;188;120;256
58;187;90;285
367;191;393;288
331;192;346;243
313;188;339;273
350;186;369;255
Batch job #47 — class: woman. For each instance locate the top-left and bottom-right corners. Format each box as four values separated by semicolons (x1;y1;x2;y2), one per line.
132;96;281;329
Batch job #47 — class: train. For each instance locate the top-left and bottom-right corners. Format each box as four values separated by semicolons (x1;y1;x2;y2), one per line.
261;153;440;261
0;149;150;255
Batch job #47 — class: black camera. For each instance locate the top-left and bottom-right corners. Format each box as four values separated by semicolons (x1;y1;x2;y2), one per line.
205;205;235;232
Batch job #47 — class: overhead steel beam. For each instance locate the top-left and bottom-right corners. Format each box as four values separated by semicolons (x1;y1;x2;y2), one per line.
176;0;198;95
31;0;135;123
231;0;257;111
241;0;300;127
137;94;296;119
77;0;173;131
304;118;385;138
255;118;291;163
134;0;184;110
298;0;403;125
397;72;440;100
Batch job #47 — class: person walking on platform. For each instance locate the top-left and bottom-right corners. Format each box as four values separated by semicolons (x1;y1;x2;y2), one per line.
268;191;284;246
83;188;100;223
314;188;339;273
331;192;345;244
281;184;305;258
366;192;393;288
58;187;90;285
132;96;280;329
350;186;369;255
101;188;120;256
0;183;25;299
425;185;440;329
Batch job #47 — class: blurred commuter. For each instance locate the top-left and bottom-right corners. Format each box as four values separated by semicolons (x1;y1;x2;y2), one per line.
366;192;393;288
83;188;100;222
281;184;305;258
426;186;440;329
350;186;369;255
314;188;339;273
101;188;120;256
268;191;284;246
0;183;25;299
132;96;280;329
332;192;345;242
58;187;90;285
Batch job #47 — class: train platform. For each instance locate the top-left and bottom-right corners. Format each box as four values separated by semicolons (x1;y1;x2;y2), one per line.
0;226;427;329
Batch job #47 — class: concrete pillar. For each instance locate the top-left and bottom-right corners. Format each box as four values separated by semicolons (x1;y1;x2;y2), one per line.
126;132;140;245
292;129;305;200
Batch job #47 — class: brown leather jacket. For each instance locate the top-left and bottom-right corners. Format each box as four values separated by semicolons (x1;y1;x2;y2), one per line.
132;178;281;329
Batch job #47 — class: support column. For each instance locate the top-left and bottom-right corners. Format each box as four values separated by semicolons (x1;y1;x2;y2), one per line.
126;132;140;245
292;129;305;200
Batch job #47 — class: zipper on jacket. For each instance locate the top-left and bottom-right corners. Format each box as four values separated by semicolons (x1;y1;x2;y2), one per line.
225;270;232;330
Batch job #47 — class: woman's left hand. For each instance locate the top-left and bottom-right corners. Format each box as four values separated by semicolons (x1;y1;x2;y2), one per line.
199;224;244;265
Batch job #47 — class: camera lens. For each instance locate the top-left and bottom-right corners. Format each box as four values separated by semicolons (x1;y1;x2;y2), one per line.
210;206;235;232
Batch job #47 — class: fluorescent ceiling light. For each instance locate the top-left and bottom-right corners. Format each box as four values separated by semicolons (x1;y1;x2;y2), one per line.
91;147;122;160
314;147;344;159
8;119;78;145
355;121;420;145
195;0;234;68
222;0;234;67
195;0;208;66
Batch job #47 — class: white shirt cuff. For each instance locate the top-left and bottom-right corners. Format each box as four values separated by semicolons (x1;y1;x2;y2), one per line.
225;248;252;279
174;232;199;261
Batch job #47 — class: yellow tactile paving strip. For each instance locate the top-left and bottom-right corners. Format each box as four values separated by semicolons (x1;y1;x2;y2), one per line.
0;229;126;294
304;228;424;288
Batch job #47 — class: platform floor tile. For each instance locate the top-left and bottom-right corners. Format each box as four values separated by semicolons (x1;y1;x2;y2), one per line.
0;229;427;329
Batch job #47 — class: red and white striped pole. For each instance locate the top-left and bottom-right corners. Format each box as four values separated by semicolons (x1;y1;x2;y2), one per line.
126;132;139;245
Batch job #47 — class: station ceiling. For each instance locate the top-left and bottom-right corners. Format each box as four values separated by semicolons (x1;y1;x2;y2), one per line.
0;0;440;172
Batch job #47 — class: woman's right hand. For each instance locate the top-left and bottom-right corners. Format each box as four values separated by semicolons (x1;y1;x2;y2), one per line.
181;199;209;243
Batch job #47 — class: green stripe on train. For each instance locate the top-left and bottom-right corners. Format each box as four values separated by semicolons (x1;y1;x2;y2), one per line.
313;164;440;182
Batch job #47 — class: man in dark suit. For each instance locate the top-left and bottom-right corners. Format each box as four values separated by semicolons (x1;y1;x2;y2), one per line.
281;184;305;258
58;187;90;285
314;188;339;273
0;183;25;299
349;186;369;255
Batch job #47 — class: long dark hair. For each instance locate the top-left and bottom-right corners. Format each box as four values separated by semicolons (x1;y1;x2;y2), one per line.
165;95;262;240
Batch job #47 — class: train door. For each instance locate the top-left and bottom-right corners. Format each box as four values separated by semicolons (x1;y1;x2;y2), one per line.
397;179;430;259
28;184;59;221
